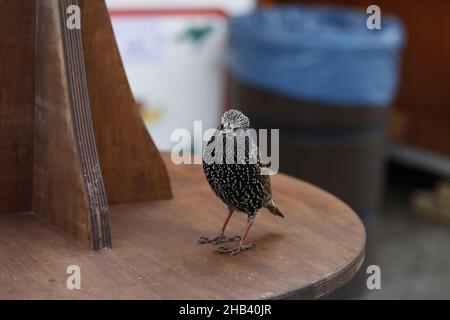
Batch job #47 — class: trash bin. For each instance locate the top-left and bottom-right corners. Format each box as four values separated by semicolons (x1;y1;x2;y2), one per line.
228;5;405;218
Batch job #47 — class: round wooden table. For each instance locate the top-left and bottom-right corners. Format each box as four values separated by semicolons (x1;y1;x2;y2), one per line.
0;155;365;299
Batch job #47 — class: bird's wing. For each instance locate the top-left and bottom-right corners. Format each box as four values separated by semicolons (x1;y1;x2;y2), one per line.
246;134;272;197
259;163;272;196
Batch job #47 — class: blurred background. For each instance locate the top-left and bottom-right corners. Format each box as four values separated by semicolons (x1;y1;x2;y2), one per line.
105;0;450;299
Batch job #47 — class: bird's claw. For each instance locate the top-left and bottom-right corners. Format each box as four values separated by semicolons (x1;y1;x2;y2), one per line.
197;234;241;246
215;243;256;256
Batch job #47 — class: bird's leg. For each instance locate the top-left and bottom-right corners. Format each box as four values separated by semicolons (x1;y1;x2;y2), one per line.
197;207;241;245
215;215;256;255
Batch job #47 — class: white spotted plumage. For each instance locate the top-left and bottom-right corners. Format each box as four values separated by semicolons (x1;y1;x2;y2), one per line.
202;110;281;220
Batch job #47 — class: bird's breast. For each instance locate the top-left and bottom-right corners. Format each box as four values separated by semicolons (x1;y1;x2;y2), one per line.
202;162;266;213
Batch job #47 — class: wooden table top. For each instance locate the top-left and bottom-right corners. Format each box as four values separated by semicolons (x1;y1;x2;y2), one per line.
0;154;365;299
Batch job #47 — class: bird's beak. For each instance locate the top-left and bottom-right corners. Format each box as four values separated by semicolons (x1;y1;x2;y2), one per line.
221;123;233;134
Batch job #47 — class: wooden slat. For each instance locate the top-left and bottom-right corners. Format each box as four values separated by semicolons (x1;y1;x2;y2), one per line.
0;0;35;214
0;0;172;249
79;0;173;204
59;0;111;249
33;0;100;248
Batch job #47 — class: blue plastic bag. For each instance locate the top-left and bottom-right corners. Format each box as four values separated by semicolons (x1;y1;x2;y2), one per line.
229;5;405;107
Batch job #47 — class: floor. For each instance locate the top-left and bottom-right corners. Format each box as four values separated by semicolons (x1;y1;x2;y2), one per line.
336;163;450;299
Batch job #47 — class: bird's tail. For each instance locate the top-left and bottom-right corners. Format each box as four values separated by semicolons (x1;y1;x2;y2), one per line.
266;200;285;218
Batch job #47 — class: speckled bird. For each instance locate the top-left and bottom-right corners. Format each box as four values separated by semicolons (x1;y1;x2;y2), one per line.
198;109;284;255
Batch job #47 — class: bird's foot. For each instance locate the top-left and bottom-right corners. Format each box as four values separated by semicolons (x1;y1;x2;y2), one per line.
197;234;241;246
215;243;256;256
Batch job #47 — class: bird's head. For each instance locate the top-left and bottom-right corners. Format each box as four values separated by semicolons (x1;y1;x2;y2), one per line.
219;109;250;133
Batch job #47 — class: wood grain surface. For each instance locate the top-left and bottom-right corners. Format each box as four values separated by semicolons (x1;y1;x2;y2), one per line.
33;0;94;247
80;0;173;204
0;154;365;299
0;0;35;214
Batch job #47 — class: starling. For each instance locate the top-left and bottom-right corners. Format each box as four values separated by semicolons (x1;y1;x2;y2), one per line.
198;109;284;255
